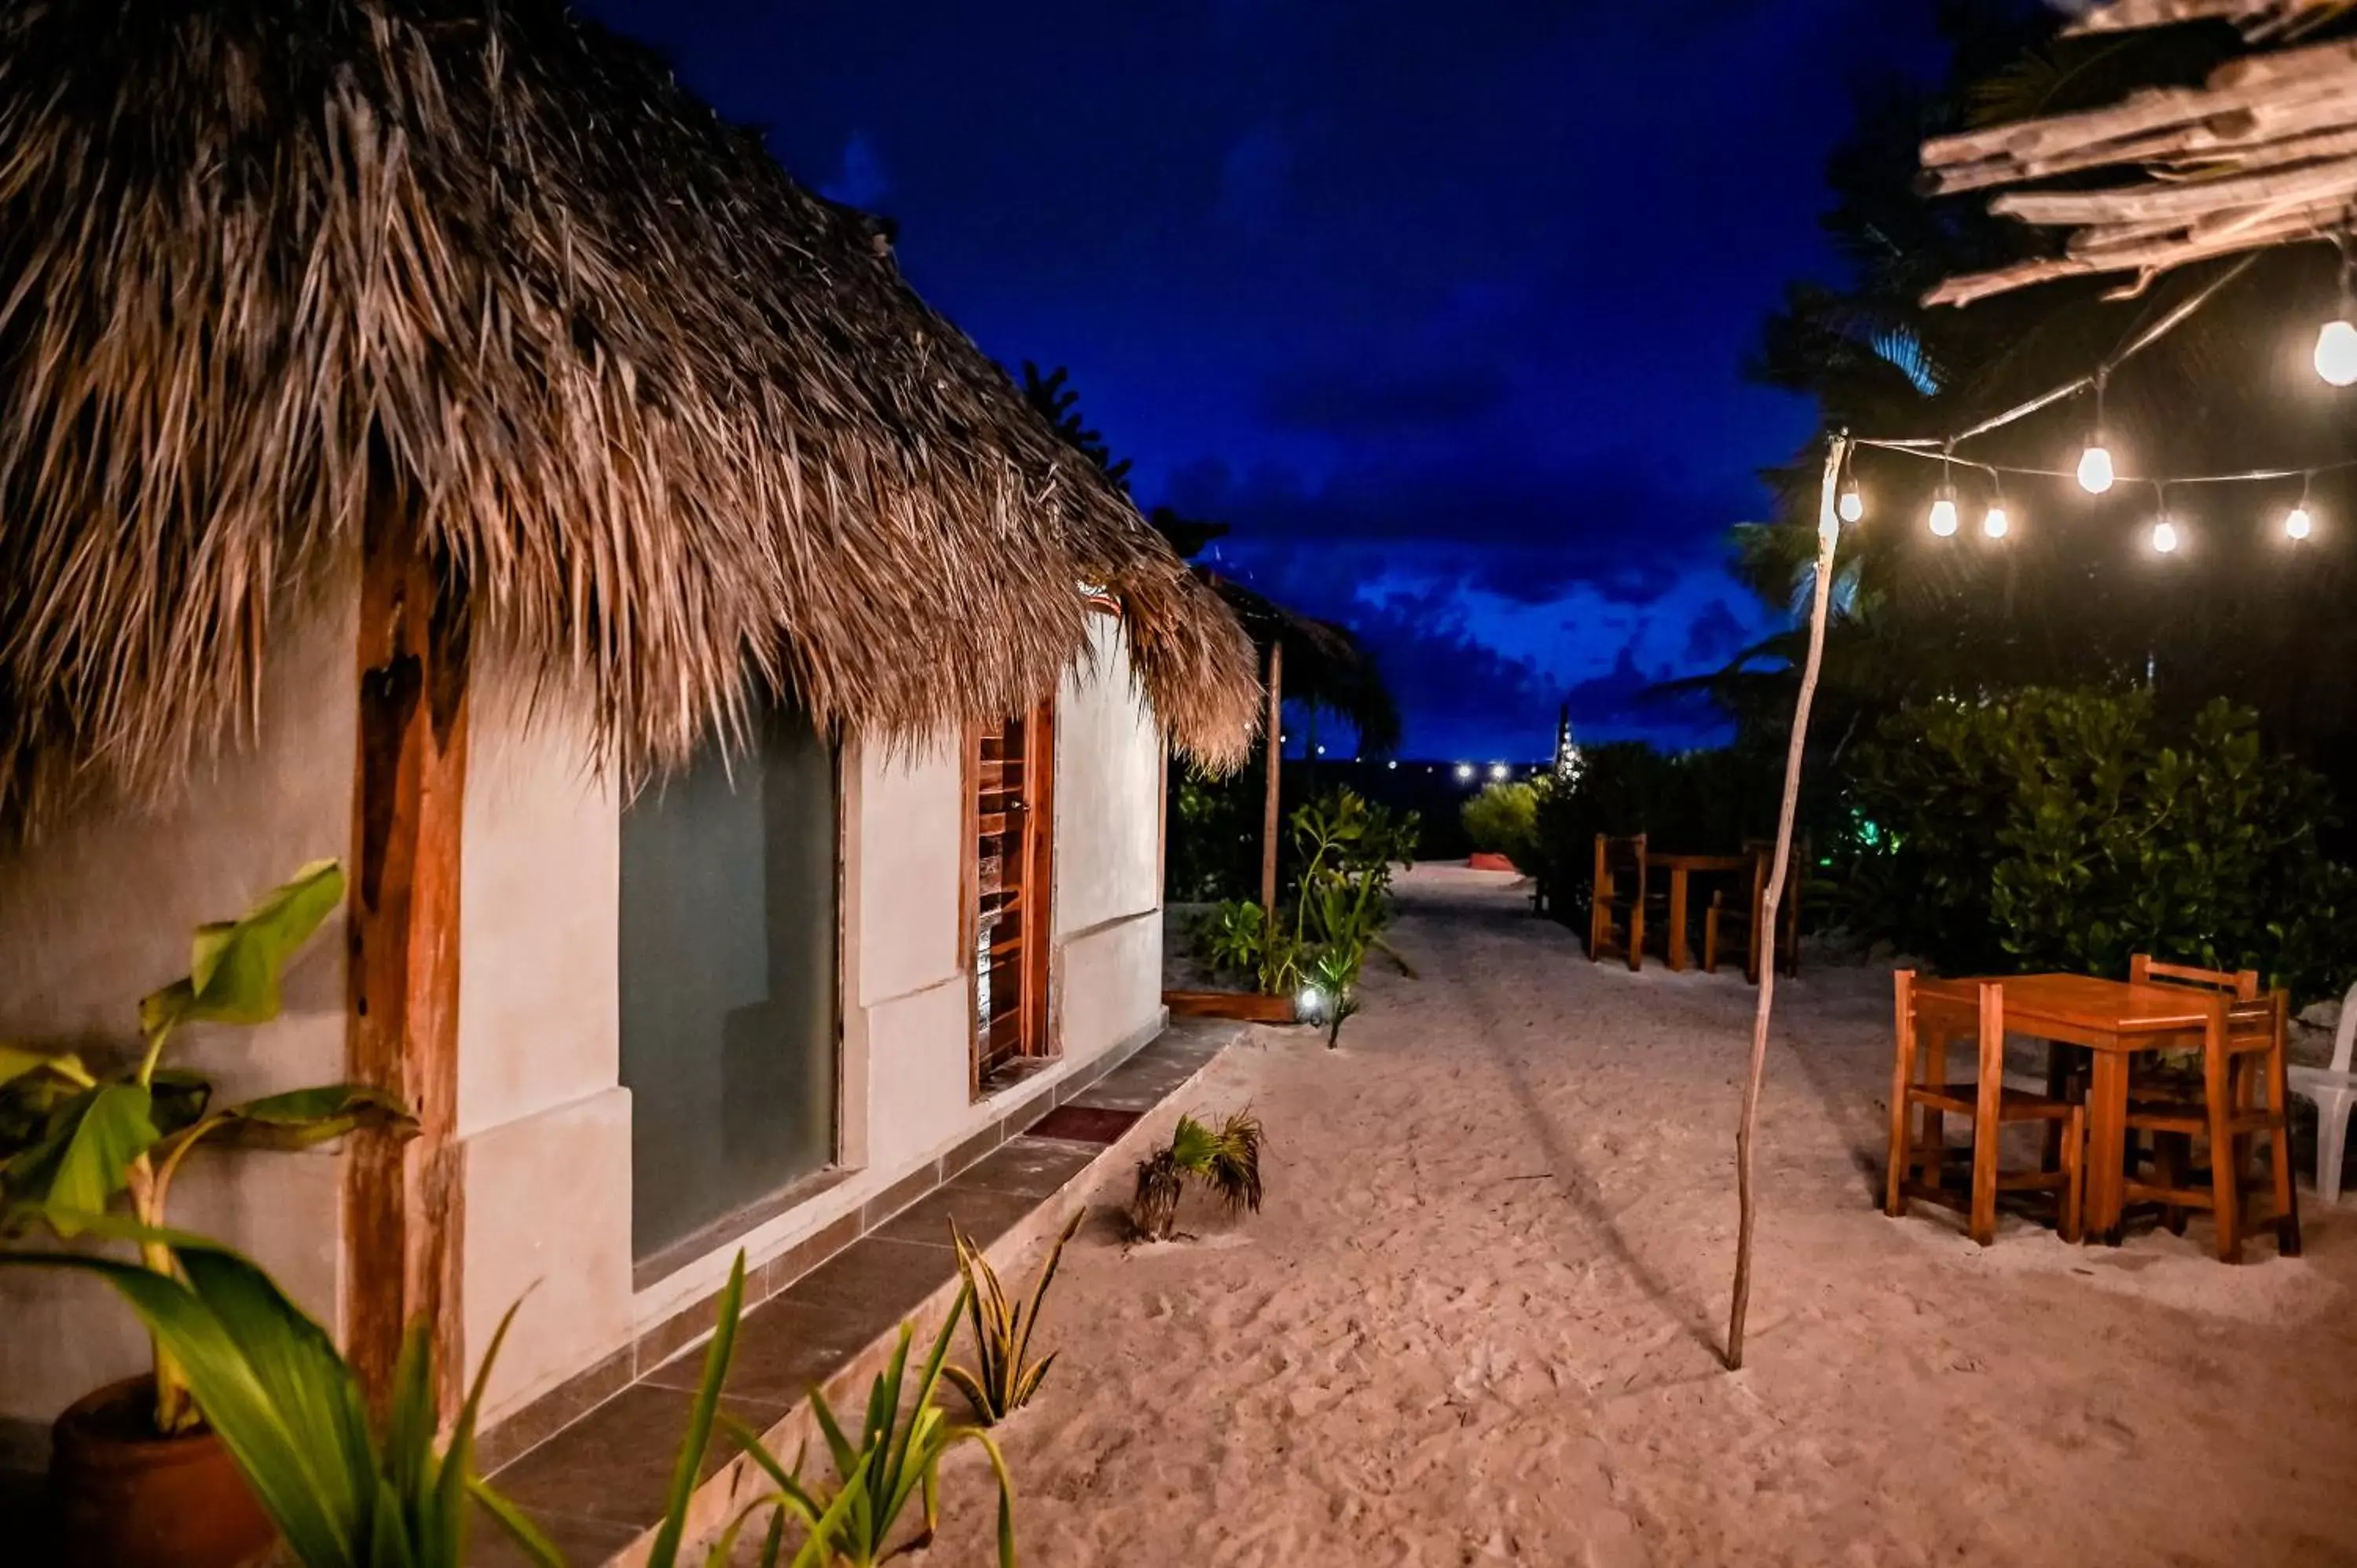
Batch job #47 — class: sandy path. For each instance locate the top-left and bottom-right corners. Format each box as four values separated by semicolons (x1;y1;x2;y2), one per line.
921;864;2357;1567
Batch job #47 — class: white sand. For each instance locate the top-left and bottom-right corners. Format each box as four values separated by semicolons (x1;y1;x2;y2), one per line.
920;864;2357;1566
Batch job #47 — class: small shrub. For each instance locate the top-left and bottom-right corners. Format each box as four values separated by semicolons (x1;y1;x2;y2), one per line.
944;1210;1083;1425
1128;1111;1266;1241
1461;781;1540;869
734;1284;1016;1568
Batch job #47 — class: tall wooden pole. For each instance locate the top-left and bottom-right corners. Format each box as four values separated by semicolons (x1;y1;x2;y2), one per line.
1725;435;1845;1372
1259;640;1284;923
345;474;471;1418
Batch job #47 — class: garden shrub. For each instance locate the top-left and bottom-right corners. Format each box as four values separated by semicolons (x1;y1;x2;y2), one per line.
1461;781;1540;869
1838;687;2357;1000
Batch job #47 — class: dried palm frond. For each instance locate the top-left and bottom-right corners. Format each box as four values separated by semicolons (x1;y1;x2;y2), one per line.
0;0;1258;841
1129;1150;1187;1243
943;1209;1083;1425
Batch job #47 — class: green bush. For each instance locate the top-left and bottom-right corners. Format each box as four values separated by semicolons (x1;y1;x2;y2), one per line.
1838;688;2357;1000
1461;782;1539;869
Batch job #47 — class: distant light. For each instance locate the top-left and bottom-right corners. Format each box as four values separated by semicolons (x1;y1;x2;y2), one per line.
1315;744;1326;756
1297;986;1327;1022
1981;505;2009;540
1280;733;1288;743
2316;319;2357;387
1837;485;1864;524
1454;763;1475;782
2286;506;2315;541
1387;759;1398;770
1489;762;1510;781
1927;496;1959;537
2077;442;2115;495
2151;518;2180;555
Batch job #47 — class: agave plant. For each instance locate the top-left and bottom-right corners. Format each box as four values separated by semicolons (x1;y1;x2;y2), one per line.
730;1280;1016;1568
944;1209;1083;1424
4;1229;857;1568
0;860;412;1434
1128;1111;1265;1242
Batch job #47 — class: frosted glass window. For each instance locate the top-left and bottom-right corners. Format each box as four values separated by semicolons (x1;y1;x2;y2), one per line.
619;707;838;1264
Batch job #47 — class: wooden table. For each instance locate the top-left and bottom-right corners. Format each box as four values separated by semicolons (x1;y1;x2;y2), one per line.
1914;973;2224;1243
1649;852;1756;972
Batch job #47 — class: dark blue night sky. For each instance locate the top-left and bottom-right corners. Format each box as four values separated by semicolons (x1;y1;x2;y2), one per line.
582;0;1947;760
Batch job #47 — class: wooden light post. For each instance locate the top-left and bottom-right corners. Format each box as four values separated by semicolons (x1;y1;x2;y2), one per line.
1725;434;1843;1372
1260;640;1284;923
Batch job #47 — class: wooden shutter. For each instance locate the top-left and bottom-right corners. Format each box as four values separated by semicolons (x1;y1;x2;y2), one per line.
970;702;1055;1092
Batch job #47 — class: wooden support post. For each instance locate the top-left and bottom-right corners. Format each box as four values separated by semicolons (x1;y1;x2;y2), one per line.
1725;435;1843;1373
344;477;471;1418
1259;641;1284;924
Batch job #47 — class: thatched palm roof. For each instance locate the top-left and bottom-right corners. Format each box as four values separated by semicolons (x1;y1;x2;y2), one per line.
0;0;1257;833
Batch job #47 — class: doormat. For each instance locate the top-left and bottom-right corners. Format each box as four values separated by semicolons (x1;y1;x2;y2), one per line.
1028;1105;1143;1145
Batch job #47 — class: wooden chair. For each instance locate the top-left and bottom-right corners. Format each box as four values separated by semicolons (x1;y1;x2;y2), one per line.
2118;954;2300;1262
1886;973;2084;1246
1587;833;1661;971
1702;838;1803;983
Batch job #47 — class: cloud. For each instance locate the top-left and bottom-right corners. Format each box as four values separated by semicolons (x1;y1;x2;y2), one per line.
1166;450;1755;607
1257;361;1510;438
1681;598;1751;665
819;130;890;210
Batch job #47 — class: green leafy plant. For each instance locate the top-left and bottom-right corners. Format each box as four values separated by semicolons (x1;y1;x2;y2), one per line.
1840;688;2357;998
3;1229;857;1568
943;1209;1083;1425
1461;780;1541;870
1301;947;1365;1050
1189;899;1305;997
1127;1110;1266;1242
0;861;412;1434
729;1282;1017;1568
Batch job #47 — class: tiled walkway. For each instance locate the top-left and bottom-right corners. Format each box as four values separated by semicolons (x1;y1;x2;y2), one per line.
478;1019;1240;1566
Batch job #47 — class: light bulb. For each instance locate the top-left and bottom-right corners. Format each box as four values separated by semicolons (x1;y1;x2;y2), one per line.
1982;505;2010;540
2151;518;2180;555
2287;506;2315;540
2077;443;2115;494
1928;496;1959;537
1838;486;1864;524
2315;319;2357;387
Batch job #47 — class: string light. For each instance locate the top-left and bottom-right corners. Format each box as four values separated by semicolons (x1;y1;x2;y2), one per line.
2150;485;2180;555
2077;374;2115;493
1982;503;2011;540
2317;240;2357;387
1928;446;1959;536
2287;472;2316;541
1838;484;1864;523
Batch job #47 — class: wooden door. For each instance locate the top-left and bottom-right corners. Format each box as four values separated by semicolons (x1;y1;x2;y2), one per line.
970;701;1055;1092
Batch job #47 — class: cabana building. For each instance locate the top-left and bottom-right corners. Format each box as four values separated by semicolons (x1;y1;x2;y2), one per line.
0;0;1255;1460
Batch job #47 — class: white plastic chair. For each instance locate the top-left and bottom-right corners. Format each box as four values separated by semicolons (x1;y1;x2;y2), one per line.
2287;981;2357;1204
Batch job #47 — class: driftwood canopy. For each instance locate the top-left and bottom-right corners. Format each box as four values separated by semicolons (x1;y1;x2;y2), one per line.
1924;2;2357;305
0;0;1258;834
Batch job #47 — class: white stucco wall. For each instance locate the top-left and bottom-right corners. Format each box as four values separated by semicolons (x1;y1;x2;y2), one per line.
0;580;358;1434
1052;615;1168;1052
454;691;632;1416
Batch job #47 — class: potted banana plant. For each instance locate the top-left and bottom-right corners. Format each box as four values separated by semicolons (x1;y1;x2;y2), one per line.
0;860;412;1568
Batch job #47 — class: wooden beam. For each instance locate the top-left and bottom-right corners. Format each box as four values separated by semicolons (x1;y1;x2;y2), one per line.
1259;641;1283;924
344;474;471;1420
1989;152;2357;225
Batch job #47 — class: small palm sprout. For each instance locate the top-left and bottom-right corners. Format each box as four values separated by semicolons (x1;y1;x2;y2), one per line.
1128;1110;1266;1241
943;1208;1084;1425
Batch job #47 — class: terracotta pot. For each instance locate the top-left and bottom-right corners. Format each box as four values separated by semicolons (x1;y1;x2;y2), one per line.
49;1377;277;1568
